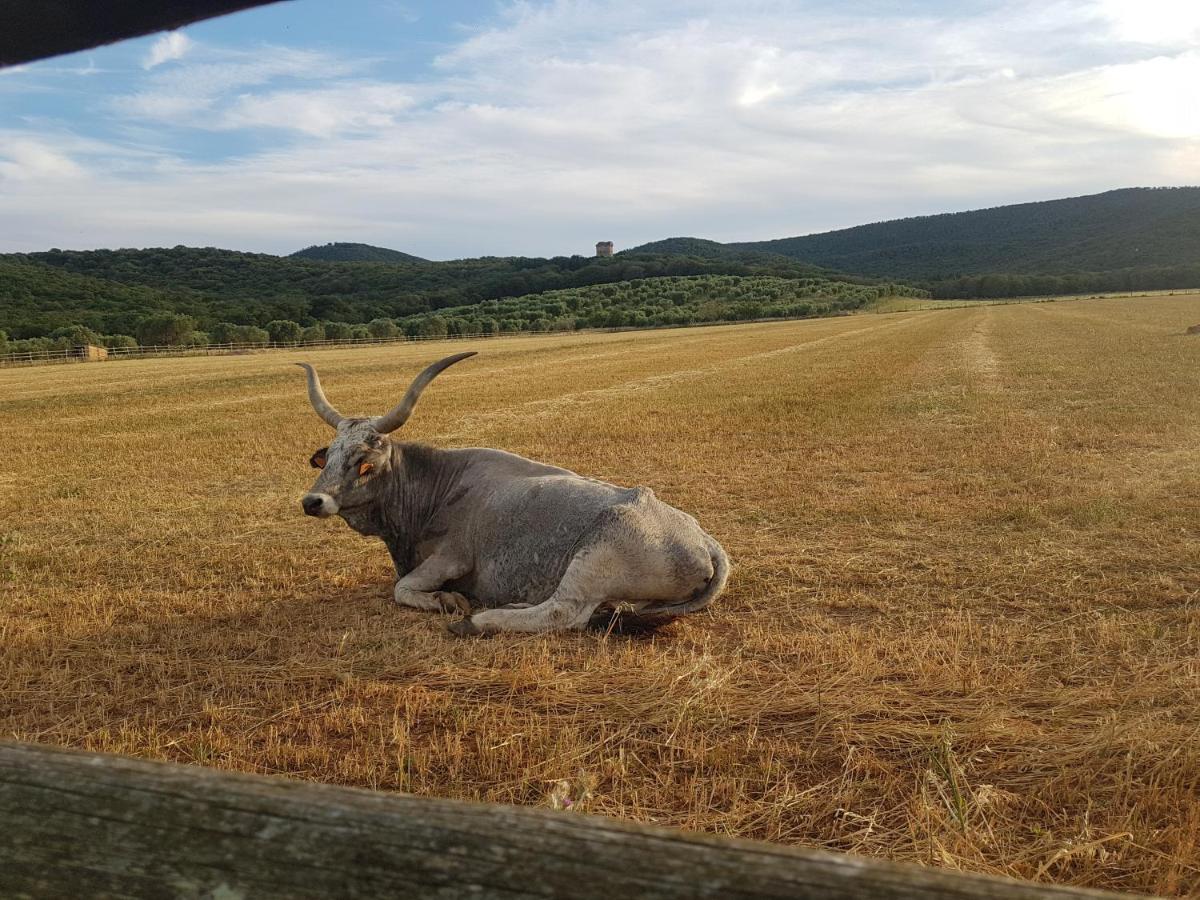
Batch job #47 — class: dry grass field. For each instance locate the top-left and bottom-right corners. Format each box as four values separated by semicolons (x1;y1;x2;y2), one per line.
2;296;1198;895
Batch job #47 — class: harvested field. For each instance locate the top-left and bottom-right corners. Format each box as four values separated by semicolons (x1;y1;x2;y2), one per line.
2;295;1198;895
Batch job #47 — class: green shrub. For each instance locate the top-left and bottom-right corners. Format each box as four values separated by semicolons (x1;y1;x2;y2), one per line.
367;318;400;339
135;313;196;346
266;319;304;344
50;324;102;347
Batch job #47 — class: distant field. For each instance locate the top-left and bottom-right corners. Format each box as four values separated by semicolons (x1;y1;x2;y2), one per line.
869;296;1017;313
870;288;1197;314
2;296;1198;895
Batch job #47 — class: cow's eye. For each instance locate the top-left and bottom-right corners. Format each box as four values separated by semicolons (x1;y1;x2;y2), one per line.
310;448;328;469
358;461;374;477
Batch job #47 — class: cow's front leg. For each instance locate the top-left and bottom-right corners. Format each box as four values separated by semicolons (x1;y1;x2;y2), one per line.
393;552;471;615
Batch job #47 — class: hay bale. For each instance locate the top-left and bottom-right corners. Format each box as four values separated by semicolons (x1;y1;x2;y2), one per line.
72;344;109;361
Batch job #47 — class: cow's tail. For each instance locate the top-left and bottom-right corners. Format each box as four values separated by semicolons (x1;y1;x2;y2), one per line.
652;537;730;617
588;538;730;633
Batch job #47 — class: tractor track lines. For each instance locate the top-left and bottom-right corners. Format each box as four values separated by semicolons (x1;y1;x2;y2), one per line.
436;315;923;437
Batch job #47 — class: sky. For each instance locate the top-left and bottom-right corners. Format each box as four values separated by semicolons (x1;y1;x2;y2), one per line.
1;0;1197;259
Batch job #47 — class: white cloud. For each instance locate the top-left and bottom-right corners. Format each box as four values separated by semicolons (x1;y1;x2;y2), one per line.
1084;53;1200;139
1096;0;1200;45
143;31;193;69
221;83;419;136
115;46;366;124
2;0;1197;257
0;139;85;181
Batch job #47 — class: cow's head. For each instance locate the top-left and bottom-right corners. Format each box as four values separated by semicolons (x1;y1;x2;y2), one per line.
297;352;476;518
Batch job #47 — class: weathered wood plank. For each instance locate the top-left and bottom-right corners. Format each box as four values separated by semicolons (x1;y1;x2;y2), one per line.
2;1;289;67
0;742;1144;899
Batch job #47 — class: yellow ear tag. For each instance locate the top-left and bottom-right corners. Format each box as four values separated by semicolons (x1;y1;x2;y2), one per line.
358;462;373;477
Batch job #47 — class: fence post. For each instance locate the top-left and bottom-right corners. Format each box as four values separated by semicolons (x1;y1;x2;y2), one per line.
0;742;1137;900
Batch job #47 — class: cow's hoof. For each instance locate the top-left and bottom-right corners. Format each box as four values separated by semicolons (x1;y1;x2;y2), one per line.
447;617;482;638
435;591;472;615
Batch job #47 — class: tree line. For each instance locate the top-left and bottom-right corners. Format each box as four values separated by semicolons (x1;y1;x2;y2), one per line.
0;246;908;350
926;264;1200;299
394;275;924;335
0;274;927;355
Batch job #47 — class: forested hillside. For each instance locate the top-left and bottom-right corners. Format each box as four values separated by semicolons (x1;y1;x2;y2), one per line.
728;188;1200;277
624;238;743;258
627;188;1200;296
924;263;1200;298
0;246;910;354
0;260;203;336
289;242;427;263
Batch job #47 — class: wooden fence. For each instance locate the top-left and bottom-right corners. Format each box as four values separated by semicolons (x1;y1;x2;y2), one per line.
0;328;549;368
0;742;1143;899
0;313;854;369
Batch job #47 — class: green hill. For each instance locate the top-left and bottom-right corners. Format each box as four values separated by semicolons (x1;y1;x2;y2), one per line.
623;237;739;258
623;237;806;266
620;189;1200;296
289;242;427;263
727;187;1200;280
0;259;201;338
1;245;900;350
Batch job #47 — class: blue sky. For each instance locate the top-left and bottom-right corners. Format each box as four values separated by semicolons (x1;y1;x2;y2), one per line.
1;0;1197;258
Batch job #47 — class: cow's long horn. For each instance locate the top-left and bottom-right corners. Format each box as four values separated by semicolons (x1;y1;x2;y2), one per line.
372;351;477;434
297;363;344;428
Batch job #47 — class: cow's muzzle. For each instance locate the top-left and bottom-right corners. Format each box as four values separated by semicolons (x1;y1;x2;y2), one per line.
302;493;338;517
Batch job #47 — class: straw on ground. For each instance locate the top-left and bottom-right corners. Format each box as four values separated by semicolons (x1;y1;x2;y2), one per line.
1;295;1197;896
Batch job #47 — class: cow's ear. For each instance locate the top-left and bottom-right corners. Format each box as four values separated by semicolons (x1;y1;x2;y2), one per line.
310;447;328;469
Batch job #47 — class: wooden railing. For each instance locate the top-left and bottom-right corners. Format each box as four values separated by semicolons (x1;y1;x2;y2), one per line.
0;742;1142;899
0;313;858;369
0;329;549;368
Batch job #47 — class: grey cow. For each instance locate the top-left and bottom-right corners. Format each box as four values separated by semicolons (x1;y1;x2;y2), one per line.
298;352;729;636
